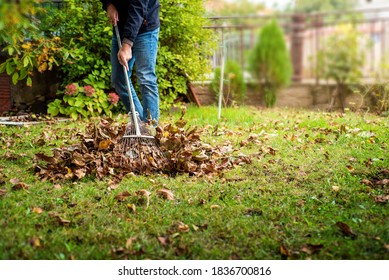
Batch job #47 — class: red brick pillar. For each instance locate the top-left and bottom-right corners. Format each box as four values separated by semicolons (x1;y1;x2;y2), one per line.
291;14;305;83
0;74;12;113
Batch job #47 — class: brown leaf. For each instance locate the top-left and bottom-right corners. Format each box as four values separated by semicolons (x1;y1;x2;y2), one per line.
376;179;389;186
0;188;7;197
157;188;174;200
30;237;41;248
296;200;305;207
331;185;340;192
157;236;169;246
301;244;323;255
346;165;354;172
125;237;136;250
135;189;151;208
114;191;131;202
74;168;86;179
177;222;190;233
35;153;56;164
32;207;43;214
98;139;112;151
374;195;389;204
210;204;221;209
135;189;151;197
280;244;291;257
360;179;373;186
11;182;29;191
335;221;357;238
58;216;71;225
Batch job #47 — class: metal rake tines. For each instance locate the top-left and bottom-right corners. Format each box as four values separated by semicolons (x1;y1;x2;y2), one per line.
119;134;167;172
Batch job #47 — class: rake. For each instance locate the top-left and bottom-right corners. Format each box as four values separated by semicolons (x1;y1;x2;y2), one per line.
114;25;166;172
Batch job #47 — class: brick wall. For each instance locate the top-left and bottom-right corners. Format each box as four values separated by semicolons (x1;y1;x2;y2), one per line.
0;74;11;113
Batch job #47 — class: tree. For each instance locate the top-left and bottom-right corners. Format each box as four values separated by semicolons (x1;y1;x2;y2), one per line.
315;24;366;111
248;20;292;108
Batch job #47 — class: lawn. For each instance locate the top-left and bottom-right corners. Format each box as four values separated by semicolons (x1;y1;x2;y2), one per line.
0;106;388;260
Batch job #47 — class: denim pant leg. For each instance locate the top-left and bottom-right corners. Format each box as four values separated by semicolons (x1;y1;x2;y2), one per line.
132;28;160;123
110;34;144;119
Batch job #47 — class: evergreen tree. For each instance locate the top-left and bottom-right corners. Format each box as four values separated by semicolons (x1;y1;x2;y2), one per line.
249;20;292;108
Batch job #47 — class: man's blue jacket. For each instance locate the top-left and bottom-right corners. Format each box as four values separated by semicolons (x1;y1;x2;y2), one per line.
100;0;160;44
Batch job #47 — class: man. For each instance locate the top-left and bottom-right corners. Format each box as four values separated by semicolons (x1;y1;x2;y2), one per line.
100;0;160;123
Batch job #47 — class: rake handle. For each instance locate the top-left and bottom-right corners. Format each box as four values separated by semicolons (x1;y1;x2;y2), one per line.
114;25;141;136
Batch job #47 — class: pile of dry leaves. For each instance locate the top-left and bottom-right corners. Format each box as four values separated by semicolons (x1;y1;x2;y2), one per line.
34;116;252;182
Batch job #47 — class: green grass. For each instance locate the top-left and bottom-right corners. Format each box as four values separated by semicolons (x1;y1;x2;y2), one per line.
0;106;388;260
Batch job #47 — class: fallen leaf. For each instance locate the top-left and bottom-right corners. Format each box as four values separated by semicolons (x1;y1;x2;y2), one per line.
296;200;305;207
376;179;389;186
32;207;43;214
336;221;357;238
125;237;136;250
374;195;389;204
98;139;111;151
177;222;190;233
30;237;41;248
114;191;131;202
360;179;373;186
157;236;169;246
126;203;136;214
301;244;323;255
280;244;291;257
11;182;29;191
210;204;221;209
135;189;151;208
58;216;71;225
346;165;354;172
0;188;6;197
332;186;340;192
157;188;174;200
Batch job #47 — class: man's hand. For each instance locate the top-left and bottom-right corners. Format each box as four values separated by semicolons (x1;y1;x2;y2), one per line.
107;3;118;26
118;44;132;71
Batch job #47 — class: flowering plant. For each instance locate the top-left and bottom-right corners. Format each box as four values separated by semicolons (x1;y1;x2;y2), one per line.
48;83;123;120
108;92;120;105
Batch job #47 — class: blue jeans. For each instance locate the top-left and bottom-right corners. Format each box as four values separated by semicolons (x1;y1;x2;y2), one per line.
111;28;160;123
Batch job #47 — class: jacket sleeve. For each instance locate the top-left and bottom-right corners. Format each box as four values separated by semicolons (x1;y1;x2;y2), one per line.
123;0;150;44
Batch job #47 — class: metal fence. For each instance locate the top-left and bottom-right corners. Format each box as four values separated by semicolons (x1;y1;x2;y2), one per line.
205;7;389;84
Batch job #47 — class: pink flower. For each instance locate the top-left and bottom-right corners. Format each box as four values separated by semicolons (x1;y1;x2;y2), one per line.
84;85;95;97
108;92;120;105
64;83;77;96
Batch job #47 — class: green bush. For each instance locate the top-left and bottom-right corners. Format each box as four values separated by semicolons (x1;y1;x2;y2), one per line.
249;20;292;107
158;0;217;110
315;24;366;110
210;60;246;106
47;83;122;120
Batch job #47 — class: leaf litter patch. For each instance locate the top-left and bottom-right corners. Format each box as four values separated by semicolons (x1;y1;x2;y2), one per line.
34;117;256;182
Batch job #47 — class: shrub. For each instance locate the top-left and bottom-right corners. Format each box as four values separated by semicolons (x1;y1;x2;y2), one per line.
249;20;292;107
47;83;122;120
158;0;217;109
315;24;366;111
210;60;246;106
